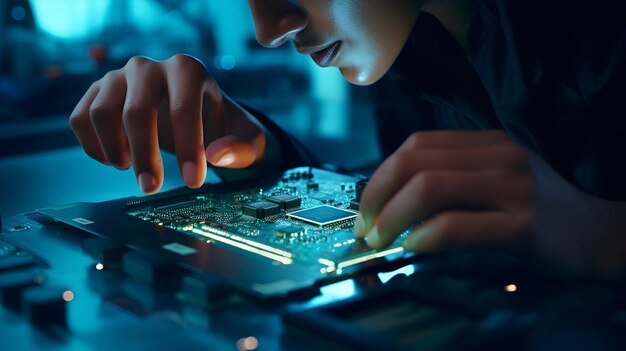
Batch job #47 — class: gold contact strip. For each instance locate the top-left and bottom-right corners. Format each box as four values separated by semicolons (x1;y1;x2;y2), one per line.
200;225;294;259
192;228;294;265
336;247;404;270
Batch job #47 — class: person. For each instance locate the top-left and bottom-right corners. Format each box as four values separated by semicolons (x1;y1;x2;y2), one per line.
69;0;626;279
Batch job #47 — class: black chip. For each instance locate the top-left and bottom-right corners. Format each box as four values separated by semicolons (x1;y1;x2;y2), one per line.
287;205;357;226
266;195;301;210
349;200;360;211
243;201;280;219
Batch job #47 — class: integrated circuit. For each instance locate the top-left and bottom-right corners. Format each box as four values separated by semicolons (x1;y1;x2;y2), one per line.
266;195;301;211
287;205;357;226
243;201;280;219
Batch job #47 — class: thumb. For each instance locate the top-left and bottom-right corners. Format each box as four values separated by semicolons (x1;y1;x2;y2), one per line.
205;134;265;169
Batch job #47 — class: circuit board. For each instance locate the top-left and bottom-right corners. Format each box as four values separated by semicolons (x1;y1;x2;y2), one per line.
125;167;408;274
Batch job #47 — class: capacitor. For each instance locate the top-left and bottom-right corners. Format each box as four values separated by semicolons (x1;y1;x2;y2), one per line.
355;179;369;203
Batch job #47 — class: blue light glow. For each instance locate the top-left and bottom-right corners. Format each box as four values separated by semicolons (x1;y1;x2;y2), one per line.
377;264;416;284
30;0;110;39
319;279;357;299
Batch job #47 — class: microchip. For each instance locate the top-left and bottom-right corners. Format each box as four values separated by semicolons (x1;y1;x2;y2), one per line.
287;205;357;226
349;200;360;211
242;201;280;219
307;182;319;190
266;195;301;210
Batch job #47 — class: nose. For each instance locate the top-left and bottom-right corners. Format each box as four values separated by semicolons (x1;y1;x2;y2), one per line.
248;0;307;48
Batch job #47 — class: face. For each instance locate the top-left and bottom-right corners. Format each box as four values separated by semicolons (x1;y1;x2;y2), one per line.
248;0;423;85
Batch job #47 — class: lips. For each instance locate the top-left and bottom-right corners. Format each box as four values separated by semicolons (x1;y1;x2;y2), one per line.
309;41;341;67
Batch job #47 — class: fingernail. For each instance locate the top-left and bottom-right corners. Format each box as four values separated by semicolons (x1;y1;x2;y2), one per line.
138;172;156;193
402;227;432;252
354;214;367;237
183;161;197;186
214;149;236;167
365;226;381;248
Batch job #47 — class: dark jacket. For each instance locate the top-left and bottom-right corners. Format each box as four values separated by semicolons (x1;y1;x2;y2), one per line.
371;0;626;201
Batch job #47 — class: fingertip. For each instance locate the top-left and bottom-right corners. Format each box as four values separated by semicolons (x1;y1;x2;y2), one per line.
182;160;206;188
112;158;132;170
364;226;383;249
208;147;236;167
138;172;160;194
353;214;367;238
402;227;436;253
206;138;256;169
183;161;195;187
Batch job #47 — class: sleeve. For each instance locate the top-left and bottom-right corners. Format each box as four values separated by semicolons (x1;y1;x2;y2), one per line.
469;0;626;201
567;1;626;201
369;71;438;158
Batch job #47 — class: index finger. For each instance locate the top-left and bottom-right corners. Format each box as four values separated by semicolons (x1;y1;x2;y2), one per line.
123;57;165;194
164;54;208;188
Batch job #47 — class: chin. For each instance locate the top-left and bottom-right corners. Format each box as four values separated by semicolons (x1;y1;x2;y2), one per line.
339;65;388;86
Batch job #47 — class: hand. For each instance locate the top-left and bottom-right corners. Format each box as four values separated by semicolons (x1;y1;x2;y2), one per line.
354;130;626;278
69;54;269;194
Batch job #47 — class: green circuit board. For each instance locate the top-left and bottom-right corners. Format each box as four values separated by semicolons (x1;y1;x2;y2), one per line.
125;167;408;274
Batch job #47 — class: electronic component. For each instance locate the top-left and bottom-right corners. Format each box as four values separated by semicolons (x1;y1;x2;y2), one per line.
275;226;305;239
243;201;280;219
287;205;357;226
307;182;319;191
44;167;412;297
266;194;301;211
355;179;368;202
350;201;360;211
